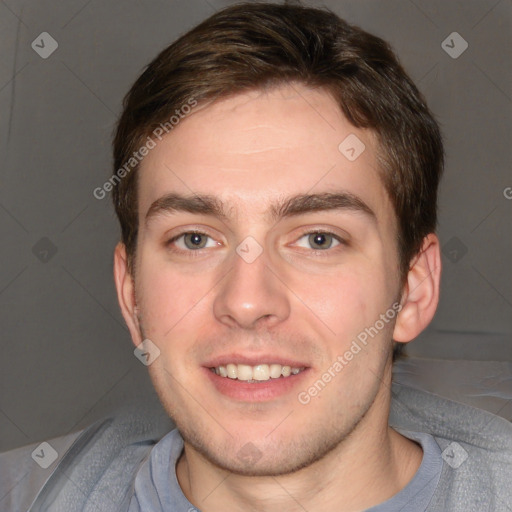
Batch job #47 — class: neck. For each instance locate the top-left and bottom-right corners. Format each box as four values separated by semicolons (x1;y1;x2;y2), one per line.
176;379;423;511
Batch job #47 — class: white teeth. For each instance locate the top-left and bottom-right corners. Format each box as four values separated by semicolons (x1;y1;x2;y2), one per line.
211;363;304;381
226;364;237;379
253;364;269;381
269;364;282;378
237;364;253;381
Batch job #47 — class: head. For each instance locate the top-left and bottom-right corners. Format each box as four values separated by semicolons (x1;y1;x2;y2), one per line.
113;2;442;476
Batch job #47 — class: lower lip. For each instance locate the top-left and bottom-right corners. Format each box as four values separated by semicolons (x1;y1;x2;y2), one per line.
203;367;310;402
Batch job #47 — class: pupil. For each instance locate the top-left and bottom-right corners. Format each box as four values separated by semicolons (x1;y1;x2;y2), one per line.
186;233;205;249
310;233;330;249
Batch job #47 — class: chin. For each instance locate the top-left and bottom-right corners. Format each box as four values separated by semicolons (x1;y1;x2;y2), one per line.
178;420;344;478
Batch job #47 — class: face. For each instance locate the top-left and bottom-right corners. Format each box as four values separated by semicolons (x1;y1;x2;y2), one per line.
125;84;404;476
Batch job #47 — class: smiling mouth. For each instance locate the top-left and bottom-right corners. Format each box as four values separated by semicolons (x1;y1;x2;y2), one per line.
209;363;306;382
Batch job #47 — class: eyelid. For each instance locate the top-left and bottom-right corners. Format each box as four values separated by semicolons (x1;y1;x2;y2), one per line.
167;230;217;243
164;226;348;255
291;229;347;251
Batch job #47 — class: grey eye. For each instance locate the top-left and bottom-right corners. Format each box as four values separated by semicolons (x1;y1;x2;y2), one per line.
183;232;209;249
307;232;336;250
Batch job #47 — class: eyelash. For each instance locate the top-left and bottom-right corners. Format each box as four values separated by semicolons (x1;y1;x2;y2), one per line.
165;229;346;256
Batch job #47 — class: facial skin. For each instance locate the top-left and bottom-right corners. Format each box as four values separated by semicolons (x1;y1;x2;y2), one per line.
114;84;441;511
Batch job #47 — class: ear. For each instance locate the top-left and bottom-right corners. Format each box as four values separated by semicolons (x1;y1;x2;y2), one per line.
393;233;441;343
113;242;143;347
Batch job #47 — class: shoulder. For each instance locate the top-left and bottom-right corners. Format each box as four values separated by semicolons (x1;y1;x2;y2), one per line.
0;429;84;512
0;404;174;511
391;381;512;451
391;381;512;511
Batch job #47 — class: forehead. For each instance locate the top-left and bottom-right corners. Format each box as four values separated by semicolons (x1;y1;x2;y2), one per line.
137;84;394;228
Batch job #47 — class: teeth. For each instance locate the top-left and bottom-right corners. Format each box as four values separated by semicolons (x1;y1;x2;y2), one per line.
226;364;237;379
269;364;282;378
237;364;253;381
211;363;305;381
253;364;269;381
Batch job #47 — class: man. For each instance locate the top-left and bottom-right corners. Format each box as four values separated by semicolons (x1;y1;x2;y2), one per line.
2;2;511;511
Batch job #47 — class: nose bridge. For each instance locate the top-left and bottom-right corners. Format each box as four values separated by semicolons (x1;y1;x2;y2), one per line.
213;239;290;329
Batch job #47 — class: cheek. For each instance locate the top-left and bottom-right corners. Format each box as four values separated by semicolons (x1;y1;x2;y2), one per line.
135;258;209;340
135;264;214;387
300;264;391;337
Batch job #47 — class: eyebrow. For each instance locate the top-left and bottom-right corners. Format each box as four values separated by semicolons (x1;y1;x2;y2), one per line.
144;191;376;226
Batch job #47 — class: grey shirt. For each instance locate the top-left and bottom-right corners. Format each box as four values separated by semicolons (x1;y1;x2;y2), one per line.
2;382;511;511
128;428;443;512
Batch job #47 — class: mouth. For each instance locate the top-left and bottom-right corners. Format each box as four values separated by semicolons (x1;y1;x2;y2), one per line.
203;357;310;402
209;363;306;382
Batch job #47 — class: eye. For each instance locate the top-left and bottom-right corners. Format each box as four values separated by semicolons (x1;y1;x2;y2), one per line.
294;231;342;251
167;231;219;251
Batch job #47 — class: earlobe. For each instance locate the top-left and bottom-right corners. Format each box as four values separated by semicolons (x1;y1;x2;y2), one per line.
113;243;143;346
392;233;442;344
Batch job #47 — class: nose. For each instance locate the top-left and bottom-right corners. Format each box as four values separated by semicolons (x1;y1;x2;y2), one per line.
213;245;291;330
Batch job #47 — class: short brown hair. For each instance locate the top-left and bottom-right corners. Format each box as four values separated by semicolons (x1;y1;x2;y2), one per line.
112;2;444;361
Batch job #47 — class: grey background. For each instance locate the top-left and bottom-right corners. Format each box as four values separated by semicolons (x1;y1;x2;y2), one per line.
0;0;510;452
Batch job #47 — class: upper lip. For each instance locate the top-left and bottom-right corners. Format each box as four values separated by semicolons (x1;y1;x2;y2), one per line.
203;354;309;368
